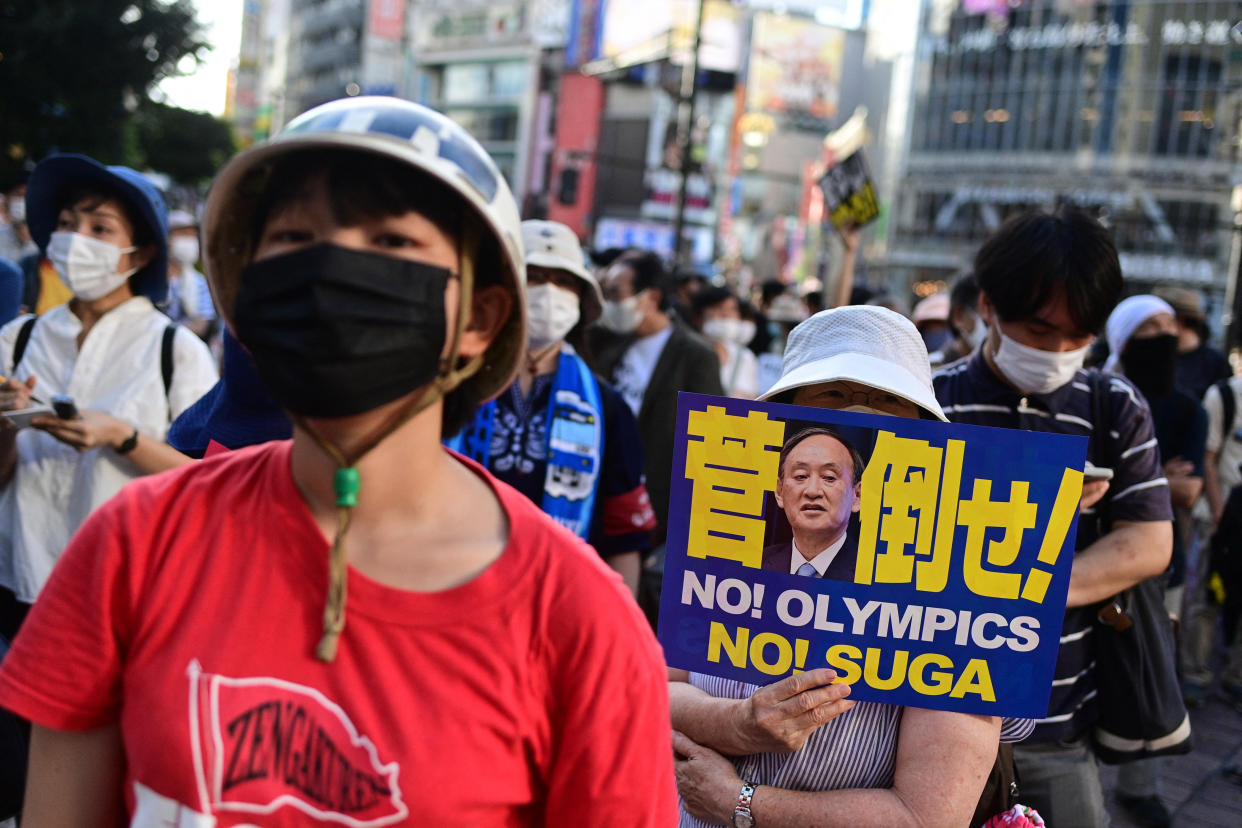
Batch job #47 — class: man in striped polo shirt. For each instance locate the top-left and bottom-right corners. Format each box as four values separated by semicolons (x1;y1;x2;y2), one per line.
934;209;1173;828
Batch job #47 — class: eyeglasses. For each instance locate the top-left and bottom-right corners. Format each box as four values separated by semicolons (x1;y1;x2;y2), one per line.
792;383;921;416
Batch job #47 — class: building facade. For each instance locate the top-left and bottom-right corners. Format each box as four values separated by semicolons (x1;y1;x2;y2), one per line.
889;0;1242;322
405;0;575;206
283;0;407;120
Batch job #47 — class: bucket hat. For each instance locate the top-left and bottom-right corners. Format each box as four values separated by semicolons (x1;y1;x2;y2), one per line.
521;220;602;326
26;154;169;303
167;330;292;458
758;305;947;420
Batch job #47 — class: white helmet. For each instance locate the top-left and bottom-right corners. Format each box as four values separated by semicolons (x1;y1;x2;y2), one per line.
202;96;527;404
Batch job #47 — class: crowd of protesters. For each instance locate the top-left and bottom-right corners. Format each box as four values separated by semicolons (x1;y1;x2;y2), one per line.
0;96;1238;828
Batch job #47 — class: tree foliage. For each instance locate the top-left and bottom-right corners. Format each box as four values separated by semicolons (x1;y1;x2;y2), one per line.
134;100;235;187
0;0;210;179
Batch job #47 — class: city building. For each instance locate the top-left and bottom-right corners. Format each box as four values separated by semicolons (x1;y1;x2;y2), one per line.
888;0;1242;323
564;0;893;274
404;0;575;207
230;0;911;283
283;0;408;120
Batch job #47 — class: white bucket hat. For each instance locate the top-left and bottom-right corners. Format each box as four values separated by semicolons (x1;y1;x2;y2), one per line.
758;305;947;421
521;219;603;325
167;209;198;230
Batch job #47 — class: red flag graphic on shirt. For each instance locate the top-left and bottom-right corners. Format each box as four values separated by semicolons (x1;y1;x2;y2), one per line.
187;661;408;827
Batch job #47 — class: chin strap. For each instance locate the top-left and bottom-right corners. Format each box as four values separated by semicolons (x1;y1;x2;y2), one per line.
309;221;484;663
523;341;562;375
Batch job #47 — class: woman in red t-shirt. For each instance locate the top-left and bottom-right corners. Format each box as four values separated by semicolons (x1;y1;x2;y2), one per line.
0;98;677;826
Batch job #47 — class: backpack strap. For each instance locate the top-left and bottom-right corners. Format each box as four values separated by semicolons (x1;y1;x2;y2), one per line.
1088;369;1114;531
10;316;37;375
1215;378;1235;445
160;325;178;424
161;325;176;398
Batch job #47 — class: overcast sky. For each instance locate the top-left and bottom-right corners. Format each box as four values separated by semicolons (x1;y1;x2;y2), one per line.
157;0;243;117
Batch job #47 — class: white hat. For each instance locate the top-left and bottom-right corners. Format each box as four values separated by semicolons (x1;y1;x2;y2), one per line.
758;305;947;421
167;209;198;230
767;292;808;323
912;293;949;325
521;221;600;296
1103;295;1175;373
521;219;602;324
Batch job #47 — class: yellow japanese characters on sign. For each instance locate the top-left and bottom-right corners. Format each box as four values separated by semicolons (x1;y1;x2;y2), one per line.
856;430;1083;603
684;406;785;570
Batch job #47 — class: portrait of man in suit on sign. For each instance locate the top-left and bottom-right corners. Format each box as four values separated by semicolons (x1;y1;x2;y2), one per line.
763;427;864;580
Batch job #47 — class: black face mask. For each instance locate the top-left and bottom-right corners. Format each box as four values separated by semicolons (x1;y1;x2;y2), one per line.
234;243;450;418
1121;333;1179;401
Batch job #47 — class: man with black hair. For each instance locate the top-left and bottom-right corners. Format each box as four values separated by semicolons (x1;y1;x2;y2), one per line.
934;208;1173;828
759;278;788;313
1154;285;1229;402
592;249;723;620
672;266;708;324
929;272;987;367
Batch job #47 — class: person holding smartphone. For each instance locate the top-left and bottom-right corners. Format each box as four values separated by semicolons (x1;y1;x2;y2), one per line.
933;210;1173;828
0;156;217;640
0;97;676;826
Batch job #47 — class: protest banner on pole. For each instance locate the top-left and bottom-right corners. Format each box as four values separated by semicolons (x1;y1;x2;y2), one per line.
658;393;1087;719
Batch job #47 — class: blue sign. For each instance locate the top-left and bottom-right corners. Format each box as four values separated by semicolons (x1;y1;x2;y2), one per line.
658;393;1087;718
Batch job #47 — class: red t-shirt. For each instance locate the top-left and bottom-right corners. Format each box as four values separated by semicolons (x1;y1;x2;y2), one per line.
0;442;676;826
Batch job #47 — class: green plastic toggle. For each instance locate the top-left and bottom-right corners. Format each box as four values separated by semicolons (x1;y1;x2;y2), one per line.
334;467;360;507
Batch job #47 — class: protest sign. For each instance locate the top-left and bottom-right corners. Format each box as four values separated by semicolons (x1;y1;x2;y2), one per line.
819;151;879;230
820;107;879;230
658;393;1087;719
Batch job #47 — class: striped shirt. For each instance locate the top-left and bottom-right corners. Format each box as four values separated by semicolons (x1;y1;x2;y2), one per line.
679;678;1035;827
933;353;1173;743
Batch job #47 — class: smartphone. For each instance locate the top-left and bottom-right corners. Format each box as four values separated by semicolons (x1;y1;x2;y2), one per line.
2;406;55;429
1084;461;1114;481
51;394;79;420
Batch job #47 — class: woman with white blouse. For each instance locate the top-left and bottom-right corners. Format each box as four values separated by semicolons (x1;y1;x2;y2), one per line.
0;155;217;638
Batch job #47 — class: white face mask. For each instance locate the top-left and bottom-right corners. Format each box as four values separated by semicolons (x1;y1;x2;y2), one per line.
599;293;645;333
48;231;139;301
703;317;756;347
526;282;581;350
169;236;199;265
7;197;25;223
993;330;1090;394
841;404;885;416
962;313;988;350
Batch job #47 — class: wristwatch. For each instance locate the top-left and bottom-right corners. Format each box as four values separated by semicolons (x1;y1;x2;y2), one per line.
731;780;757;828
115;427;140;455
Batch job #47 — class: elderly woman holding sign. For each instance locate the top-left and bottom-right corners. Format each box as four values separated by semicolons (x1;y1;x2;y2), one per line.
670;306;1032;828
